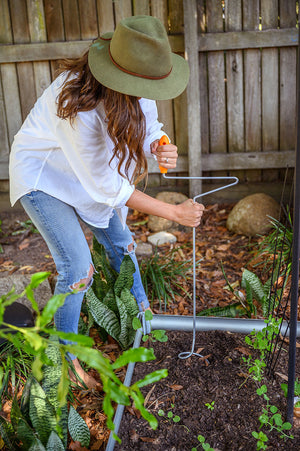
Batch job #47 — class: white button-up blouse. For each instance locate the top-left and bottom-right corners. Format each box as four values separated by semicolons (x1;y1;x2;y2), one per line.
9;73;165;228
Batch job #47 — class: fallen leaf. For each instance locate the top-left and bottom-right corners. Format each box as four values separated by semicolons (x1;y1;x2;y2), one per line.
235;346;252;356
19;239;30;250
140;437;160;443
69;441;89;451
275;372;288;381
169;384;183;391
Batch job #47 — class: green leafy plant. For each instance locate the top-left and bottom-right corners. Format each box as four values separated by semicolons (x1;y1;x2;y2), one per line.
140;246;197;310
12;219;39;235
251;213;293;275
198;265;283;319
251;431;268;450
0;272;168;446
0;339;90;450
205;401;215;411
132;310;168;343
158;404;181;424
242;317;294;449
0;340;33;406
192;434;214;451
83;238;139;349
256;385;293;440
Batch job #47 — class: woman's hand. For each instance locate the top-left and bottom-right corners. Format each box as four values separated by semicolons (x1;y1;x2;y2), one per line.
126;190;205;228
150;139;178;170
174;199;205;228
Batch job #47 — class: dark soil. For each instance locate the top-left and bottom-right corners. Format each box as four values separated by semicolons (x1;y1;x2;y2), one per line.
116;330;300;451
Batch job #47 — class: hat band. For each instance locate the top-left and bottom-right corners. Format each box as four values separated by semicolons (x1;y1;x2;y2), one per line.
108;46;172;81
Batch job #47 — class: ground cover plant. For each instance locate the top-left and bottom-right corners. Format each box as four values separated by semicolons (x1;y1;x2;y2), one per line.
0;204;299;449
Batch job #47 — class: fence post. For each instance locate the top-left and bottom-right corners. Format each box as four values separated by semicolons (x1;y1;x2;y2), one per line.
183;0;202;198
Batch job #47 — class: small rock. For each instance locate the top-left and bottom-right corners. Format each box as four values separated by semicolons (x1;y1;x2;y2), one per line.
226;193;280;236
0;274;53;313
136;242;153;258
147;231;177;246
148;191;188;232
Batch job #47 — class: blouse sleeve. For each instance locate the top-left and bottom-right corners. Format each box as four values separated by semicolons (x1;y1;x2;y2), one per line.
54;109;134;208
140;99;166;157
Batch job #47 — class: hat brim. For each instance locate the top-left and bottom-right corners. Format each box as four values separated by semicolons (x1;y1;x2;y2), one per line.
88;37;190;101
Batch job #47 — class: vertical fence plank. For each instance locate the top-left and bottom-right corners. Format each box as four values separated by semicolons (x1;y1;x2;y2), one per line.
261;0;279;182
10;0;35;122
27;0;51;98
225;0;244;181
97;0;115;33
78;0;98;39
133;0;150;15
114;0;132;23
207;0;227;176
44;0;65;78
151;0;168;29
279;0;297;160
183;0;202;197
0;0;11;169
243;0;261;182
0;0;22;150
197;0;209;157
62;0;81;40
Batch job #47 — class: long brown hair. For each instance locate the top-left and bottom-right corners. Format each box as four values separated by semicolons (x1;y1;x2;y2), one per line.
56;51;147;185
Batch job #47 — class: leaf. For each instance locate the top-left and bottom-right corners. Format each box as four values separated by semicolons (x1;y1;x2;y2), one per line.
86;288;121;342
134;369;168;388
112;347;155;369
46;431;65;451
114;255;135;296
38;294;69;328
29;378;57;446
68;406;90;448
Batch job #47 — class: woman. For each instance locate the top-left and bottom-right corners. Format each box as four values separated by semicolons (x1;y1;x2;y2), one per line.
9;15;204;387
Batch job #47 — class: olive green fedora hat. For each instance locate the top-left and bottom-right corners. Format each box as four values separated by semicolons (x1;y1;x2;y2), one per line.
88;15;189;101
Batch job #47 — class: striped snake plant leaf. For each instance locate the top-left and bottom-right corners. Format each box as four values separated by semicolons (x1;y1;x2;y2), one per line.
29;378;57;447
17;417;41;450
114;255;135;297
46;431;65;451
0;415;16;450
241;269;266;304
42;339;62;411
116;296;136;349
92;271;108;301
102;288;118;314
120;288;139;318
86;288;121;341
68;405;90;447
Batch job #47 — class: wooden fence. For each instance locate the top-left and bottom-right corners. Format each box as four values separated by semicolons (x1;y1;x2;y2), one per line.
0;0;298;202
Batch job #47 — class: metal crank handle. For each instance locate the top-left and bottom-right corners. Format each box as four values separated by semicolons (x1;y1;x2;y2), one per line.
158;135;239;198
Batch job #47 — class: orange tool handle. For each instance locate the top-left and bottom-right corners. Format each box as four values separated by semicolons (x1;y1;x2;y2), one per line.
158;135;170;174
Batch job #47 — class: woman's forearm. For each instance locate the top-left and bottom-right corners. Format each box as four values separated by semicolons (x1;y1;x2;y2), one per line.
126;189;176;221
126;189;204;228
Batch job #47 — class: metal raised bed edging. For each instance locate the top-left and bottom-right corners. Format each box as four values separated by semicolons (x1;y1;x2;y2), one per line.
106;315;300;450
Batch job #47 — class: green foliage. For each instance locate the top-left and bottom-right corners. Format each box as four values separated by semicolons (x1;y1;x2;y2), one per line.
198;264;283;319
242;318;294;449
251;213;293;274
0;341;33;406
140;246;197;310
191;434;214;451
84;238;139;349
205;401;215;411
158;404;181;424
0;272;168;447
132;310;168;343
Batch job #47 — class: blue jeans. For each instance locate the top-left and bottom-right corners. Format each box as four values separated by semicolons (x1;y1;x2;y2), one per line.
20;191;149;358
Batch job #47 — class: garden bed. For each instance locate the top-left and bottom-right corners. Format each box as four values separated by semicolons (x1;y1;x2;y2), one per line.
116;329;300;451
